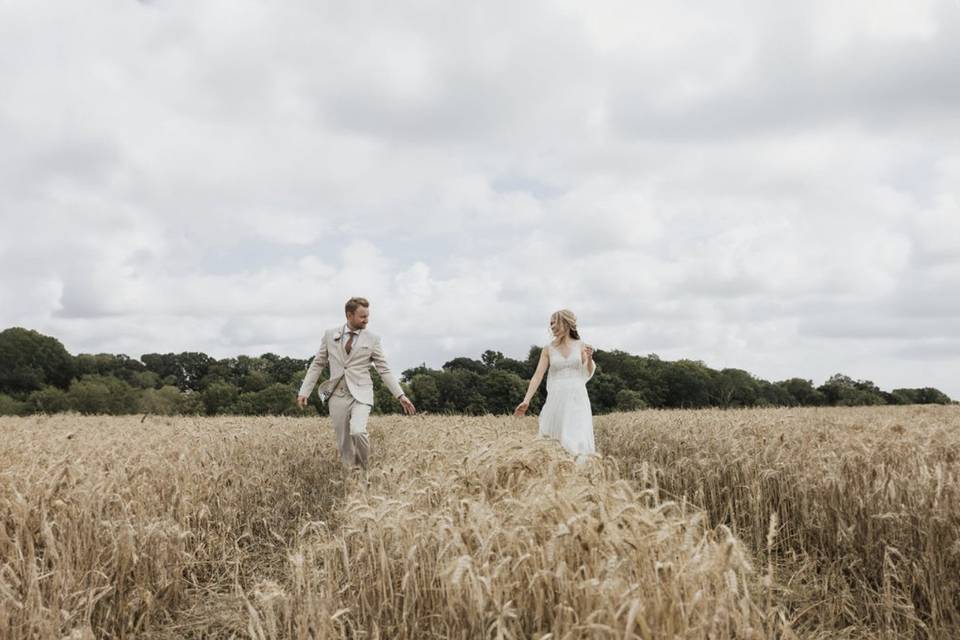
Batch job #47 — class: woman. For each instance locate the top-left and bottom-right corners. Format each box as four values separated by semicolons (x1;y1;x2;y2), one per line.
514;309;596;458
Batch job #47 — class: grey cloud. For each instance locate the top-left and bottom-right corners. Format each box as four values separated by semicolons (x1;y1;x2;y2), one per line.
886;286;960;320
891;339;960;361
491;174;565;200
609;3;960;141
799;297;960;340
800;316;935;341
303;3;594;145
0;126;123;200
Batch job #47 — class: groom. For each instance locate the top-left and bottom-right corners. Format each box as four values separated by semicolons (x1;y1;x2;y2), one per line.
297;297;416;469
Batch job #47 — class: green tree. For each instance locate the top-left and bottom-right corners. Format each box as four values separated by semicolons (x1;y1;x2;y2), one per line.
891;387;953;405
587;372;626;413
402;364;433;382
818;374;885;406
436;369;485;413
176;352;214;391
442;357;487;375
615;388;647;412
662;360;715;408
479;369;526;415
261;353;310;385
141;352;214;392
371;370;403;415
841;390;886;406
525;345;542;373
888;389;916;405
756;380;795;407
777;378;825;406
917;387;952;404
481;350;505;368
130;370;162;389
75;353;146;385
715;368;759;408
0;327;75;393
494;356;532;378
818;373;854;405
241;371;271;393
141;353;181;383
201;358;234;389
5;326;955;416
235;383;300;415
592;350;667;408
409;373;442;413
201;382;240;415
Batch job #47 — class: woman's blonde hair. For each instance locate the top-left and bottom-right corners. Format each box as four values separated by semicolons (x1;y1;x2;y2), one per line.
550;309;580;341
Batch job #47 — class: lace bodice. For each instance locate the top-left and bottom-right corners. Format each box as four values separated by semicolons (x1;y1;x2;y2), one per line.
547;341;588;383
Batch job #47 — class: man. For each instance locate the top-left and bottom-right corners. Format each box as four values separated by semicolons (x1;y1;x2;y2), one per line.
297;297;416;471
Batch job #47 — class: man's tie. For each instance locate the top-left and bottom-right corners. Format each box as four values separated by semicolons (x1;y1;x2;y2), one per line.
345;331;356;355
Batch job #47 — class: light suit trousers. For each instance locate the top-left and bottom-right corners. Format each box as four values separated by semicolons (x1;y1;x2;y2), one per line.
327;386;372;469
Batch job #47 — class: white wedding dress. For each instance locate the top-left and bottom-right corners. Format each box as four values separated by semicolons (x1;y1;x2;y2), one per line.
538;340;596;458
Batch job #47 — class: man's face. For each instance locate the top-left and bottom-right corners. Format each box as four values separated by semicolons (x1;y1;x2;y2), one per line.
346;306;370;331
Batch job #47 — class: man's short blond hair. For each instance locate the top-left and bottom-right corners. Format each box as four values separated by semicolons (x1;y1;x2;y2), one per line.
345;297;370;315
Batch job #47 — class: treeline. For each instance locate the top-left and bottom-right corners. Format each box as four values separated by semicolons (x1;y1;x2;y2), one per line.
0;327;953;417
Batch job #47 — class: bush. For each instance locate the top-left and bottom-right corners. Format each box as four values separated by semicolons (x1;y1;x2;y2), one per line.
68;376;140;415
0;393;25;416
131;370;163;389
27;387;70;413
892;387;953;405
140;386;198;415
201;382;240;415
234;383;300;416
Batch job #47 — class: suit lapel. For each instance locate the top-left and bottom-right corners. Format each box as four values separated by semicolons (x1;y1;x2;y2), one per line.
332;326;347;366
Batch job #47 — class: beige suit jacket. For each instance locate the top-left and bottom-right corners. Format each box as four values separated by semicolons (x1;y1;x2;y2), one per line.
298;326;404;406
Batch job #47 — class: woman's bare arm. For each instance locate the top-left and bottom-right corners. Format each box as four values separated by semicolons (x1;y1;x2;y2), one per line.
514;347;550;416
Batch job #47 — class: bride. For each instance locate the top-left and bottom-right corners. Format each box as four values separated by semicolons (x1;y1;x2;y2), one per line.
514;309;596;458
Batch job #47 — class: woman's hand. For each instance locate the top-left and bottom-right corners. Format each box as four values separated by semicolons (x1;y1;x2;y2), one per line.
582;343;594;364
514;400;530;417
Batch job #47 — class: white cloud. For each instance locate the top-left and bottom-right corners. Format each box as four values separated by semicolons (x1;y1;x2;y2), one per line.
1;0;959;398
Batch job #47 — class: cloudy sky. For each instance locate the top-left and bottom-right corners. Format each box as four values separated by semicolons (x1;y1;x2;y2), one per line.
2;0;959;397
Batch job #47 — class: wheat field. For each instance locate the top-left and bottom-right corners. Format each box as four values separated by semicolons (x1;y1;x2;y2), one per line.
1;406;958;638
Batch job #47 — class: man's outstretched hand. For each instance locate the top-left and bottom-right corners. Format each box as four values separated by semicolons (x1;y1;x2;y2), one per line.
299;392;415;414
399;395;417;415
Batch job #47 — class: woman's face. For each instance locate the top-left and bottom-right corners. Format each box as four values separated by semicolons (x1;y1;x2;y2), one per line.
550;318;566;338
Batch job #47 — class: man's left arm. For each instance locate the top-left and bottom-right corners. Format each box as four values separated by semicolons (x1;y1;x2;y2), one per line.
370;338;416;415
